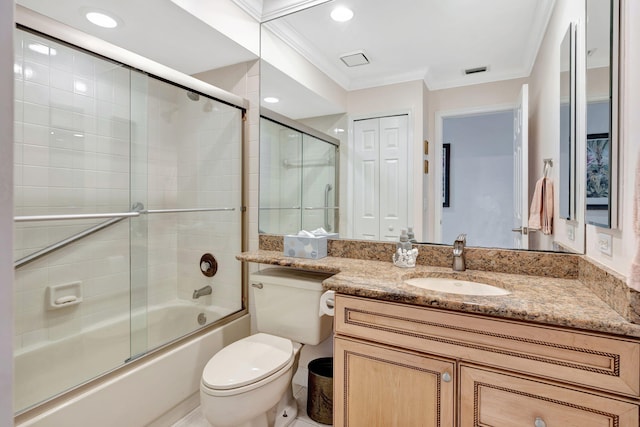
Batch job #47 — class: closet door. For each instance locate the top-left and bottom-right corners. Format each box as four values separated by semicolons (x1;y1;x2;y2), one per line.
353;118;380;239
352;116;408;241
379;115;408;241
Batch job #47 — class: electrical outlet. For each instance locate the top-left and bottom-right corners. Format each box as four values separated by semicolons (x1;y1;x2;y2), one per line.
598;233;613;256
567;225;575;241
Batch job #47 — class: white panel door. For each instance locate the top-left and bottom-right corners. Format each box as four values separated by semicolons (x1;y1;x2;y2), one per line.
379;115;408;241
353;119;380;240
512;84;529;249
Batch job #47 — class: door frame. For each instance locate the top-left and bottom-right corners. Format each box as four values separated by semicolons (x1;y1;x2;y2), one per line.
433;103;515;243
345;109;414;239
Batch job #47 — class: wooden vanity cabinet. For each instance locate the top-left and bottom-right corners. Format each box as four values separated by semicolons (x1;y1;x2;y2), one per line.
333;294;640;427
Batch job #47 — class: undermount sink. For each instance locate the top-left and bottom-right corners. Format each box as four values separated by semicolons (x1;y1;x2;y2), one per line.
404;277;510;296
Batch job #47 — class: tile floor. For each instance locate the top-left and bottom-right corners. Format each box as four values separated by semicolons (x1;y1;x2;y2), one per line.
171;385;331;427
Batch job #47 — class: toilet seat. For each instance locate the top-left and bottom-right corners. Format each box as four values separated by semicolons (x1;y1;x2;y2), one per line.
202;333;293;393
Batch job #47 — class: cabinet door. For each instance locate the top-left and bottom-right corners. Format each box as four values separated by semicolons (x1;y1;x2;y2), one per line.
460;365;639;427
334;337;455;427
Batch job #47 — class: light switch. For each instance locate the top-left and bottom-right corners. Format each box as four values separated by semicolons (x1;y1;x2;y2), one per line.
598;233;612;256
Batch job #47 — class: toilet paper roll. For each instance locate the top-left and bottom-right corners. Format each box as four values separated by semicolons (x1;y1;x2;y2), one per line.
319;290;335;317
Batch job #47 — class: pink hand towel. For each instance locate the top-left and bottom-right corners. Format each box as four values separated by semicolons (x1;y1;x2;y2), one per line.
528;177;544;230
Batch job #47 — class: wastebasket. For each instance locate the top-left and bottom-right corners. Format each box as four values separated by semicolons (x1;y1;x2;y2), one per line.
307;357;333;424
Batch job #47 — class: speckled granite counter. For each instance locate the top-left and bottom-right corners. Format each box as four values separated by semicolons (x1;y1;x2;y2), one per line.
236;250;640;339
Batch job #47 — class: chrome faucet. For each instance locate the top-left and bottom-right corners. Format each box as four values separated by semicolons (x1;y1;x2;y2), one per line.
452;234;467;271
192;285;212;299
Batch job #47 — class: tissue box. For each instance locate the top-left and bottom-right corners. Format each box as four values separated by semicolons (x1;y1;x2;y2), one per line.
284;235;328;259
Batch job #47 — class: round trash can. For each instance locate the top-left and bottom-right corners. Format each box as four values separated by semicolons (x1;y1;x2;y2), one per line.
307;357;333;424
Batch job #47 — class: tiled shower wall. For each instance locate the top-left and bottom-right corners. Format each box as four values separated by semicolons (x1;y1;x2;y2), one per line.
14;30;133;351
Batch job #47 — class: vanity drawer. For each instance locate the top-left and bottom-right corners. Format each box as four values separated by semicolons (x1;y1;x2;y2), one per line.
460;365;639;427
335;295;640;397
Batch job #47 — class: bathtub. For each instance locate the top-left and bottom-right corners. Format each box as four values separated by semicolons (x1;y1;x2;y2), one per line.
14;301;248;424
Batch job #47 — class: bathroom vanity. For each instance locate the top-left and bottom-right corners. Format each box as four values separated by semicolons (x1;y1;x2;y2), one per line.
334;294;639;426
237;239;640;427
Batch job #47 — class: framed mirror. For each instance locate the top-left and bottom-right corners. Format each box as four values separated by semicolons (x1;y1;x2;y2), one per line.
585;0;620;228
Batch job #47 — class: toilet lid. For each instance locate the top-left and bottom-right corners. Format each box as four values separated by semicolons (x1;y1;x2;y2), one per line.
202;333;293;390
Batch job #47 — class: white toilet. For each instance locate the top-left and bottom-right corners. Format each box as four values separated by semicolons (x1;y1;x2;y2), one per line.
200;268;334;427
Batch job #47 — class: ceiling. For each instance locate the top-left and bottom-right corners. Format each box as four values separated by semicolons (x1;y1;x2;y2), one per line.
16;0;258;75
265;0;556;91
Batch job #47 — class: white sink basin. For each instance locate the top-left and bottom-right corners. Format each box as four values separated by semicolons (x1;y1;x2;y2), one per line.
404;277;510;296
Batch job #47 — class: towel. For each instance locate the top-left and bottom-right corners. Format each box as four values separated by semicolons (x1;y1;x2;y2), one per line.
629;151;640;291
528;177;554;235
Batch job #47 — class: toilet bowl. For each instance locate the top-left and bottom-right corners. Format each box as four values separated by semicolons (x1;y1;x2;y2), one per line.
200;333;301;427
200;268;334;427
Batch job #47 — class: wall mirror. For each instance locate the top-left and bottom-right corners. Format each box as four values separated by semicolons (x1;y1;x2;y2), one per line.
585;0;619;228
559;24;576;221
259;0;594;253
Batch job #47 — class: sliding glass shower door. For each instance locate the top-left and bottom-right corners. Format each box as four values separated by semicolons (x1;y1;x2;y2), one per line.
13;27;244;412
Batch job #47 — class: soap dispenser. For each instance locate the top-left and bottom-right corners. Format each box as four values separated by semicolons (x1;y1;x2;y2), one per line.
397;229;413;252
393;229;418;268
407;226;417;243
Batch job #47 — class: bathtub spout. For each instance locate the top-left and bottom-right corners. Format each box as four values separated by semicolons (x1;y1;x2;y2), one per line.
193;285;212;299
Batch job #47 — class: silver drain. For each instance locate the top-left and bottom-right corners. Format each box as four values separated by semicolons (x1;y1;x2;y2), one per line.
197;313;207;325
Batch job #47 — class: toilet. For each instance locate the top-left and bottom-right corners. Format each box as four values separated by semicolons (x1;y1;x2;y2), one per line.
200;268;334;427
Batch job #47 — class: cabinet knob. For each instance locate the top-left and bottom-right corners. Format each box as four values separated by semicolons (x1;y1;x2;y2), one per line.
534;417;546;427
442;372;452;383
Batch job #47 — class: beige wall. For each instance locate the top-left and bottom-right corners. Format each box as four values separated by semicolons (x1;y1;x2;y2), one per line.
585;0;640;277
347;80;426;239
528;0;585;253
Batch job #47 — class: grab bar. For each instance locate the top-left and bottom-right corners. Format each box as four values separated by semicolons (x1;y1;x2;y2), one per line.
144;207;235;214
259;207;301;210
14;212;141;222
14;215;133;269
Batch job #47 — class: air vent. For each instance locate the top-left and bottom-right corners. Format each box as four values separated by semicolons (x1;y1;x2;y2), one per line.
340;50;370;67
464;66;488;75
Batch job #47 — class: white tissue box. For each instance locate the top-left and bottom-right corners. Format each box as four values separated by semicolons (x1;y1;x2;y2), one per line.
284;235;328;259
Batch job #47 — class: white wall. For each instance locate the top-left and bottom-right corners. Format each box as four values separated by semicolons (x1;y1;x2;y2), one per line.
528;0;585;252
1;0;15;424
442;111;514;248
585;0;640;277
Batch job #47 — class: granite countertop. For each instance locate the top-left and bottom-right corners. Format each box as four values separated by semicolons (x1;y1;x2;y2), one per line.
237;250;640;339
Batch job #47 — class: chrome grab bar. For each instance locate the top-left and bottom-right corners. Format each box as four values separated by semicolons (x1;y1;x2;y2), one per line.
144;207;235;214
14;212;141;222
302;207;339;210
258;207;301;210
14;215;131;269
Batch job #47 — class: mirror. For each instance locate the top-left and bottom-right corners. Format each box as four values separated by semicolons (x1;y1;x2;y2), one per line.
559;24;575;221
260;0;593;252
585;0;618;228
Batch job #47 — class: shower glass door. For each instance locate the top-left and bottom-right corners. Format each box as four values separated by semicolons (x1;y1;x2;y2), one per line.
301;134;337;233
259;116;339;235
13;27;244;413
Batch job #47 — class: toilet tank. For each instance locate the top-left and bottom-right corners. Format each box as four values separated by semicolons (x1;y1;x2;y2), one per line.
249;268;334;345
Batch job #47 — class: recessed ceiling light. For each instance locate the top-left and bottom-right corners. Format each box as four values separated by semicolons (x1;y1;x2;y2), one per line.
86;11;118;28
331;6;354;22
263;97;279;104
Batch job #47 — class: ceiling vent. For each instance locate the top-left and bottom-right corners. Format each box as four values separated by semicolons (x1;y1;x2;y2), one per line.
340;50;370;67
464;66;488;75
